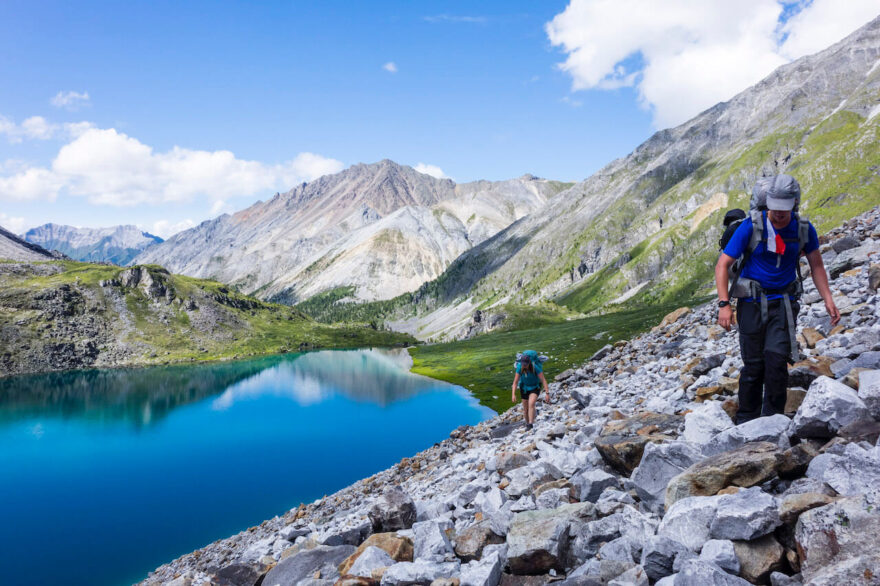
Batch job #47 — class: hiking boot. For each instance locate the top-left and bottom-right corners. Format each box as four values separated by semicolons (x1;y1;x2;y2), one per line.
526;423;533;431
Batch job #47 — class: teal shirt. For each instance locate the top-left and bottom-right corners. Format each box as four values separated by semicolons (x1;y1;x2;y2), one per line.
516;361;543;391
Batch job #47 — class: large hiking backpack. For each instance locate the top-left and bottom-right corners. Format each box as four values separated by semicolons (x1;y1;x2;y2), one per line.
515;350;548;391
720;176;810;300
514;350;549;368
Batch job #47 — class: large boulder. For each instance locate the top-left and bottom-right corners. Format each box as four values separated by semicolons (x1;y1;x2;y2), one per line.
698;540;739;574
673;559;751;585
570;469;618;503
378;560;459;586
568;506;654;565
795;496;880;585
460;545;505;586
594;412;683;475
790;376;872;438
504;462;563;498
339;533;414;576
805;442;880;502
665;442;782;508
490;451;535;476
412;520;454;562
454;520;505;563
731;535;784;584
263;544;356;585
639;536;690;581
347;546;396;578
505;507;573;574
656;495;722;551
708;487;781;541
369;488;417;532
858;369;880;419
701;415;790;456
630;441;703;513
683;402;734;445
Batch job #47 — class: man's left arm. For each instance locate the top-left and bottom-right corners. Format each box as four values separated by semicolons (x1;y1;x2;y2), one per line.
806;249;840;326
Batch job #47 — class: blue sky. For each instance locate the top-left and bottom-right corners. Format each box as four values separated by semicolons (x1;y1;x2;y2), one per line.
1;0;877;237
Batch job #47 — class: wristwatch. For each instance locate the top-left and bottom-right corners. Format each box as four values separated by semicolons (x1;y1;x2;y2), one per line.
718;300;731;308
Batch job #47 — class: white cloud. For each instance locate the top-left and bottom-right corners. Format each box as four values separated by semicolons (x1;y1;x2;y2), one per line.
148;219;196;239
0;115;60;143
50;91;91;110
779;0;880;59
383;62;398;73
0;212;27;234
0;126;344;205
0;167;64;201
414;163;449;179
546;0;880;128
210;200;233;216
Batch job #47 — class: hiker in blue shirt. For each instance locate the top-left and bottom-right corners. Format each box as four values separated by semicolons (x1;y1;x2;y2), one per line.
715;174;839;423
511;351;550;431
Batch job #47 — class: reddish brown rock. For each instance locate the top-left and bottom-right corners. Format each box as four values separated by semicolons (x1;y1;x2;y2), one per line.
665;442;782;508
338;533;413;576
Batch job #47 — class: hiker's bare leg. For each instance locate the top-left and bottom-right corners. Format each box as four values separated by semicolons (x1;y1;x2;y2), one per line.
528;393;538;424
521;399;528;423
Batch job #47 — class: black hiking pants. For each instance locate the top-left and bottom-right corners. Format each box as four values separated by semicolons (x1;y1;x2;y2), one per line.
736;298;799;424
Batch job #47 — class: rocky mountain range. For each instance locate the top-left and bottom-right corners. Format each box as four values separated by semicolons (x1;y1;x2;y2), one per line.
23;223;162;265
132;160;569;302
387;14;880;341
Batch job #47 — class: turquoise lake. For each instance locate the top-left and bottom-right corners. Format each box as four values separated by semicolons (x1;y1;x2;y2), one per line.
0;349;495;586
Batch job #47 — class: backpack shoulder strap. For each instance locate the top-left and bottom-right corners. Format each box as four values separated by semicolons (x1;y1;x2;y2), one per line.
748;209;764;253
797;214;810;253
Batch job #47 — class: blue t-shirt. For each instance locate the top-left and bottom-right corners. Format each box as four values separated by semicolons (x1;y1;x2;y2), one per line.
515;360;543;390
723;213;819;295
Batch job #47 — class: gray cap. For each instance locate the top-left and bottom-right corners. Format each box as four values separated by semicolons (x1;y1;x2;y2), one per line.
765;174;800;211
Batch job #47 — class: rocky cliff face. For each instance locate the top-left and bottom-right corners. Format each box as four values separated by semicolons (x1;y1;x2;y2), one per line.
0;224;60;261
139;206;880;586
23;223;162;265
0;261;411;378
399;16;880;340
133;161;566;302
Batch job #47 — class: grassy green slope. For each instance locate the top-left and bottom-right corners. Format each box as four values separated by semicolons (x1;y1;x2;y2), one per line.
408;301;684;413
556;111;880;314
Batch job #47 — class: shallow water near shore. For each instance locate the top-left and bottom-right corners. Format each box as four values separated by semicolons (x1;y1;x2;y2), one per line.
0;348;494;586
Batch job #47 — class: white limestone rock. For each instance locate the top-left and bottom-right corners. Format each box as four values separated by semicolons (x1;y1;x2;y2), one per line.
698;540;740;574
791;376;872;438
657;495;722;551
683;401;734;445
702;415;791;456
348;546;395;578
858;369;880;419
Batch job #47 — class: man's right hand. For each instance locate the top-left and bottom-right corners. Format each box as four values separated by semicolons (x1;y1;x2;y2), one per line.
718;305;733;331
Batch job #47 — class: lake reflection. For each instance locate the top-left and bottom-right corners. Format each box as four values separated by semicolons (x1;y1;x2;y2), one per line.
0;348;435;427
0;349;493;586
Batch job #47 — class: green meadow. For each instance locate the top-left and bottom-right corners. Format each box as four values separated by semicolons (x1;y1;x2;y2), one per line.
408;300;691;413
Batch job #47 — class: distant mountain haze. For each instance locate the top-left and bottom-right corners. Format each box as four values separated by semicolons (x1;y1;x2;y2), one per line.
23;224;162;265
133;160;569;302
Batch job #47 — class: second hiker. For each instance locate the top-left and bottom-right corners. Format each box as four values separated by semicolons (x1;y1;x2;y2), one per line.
511;350;550;430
